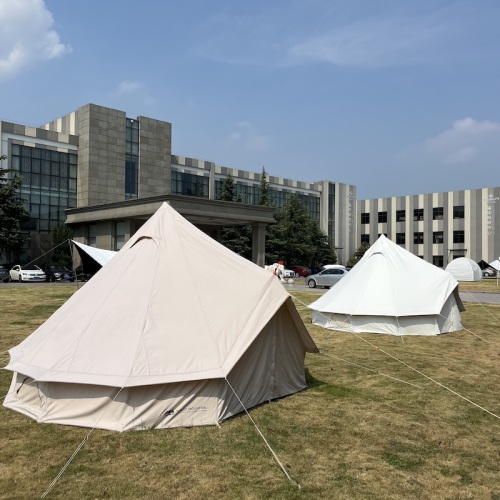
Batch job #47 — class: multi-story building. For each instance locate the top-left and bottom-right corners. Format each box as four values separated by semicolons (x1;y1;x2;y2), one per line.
1;103;498;267
357;189;500;266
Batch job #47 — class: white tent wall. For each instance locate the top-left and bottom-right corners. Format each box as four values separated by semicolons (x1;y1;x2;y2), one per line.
445;258;482;282
309;235;464;336
311;290;463;336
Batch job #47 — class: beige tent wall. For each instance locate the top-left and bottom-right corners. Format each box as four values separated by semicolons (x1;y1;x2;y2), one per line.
219;304;309;422
4;304;311;431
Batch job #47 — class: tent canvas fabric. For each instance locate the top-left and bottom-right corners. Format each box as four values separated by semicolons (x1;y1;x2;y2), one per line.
445;257;482;282
4;203;318;431
309;235;465;336
71;240;116;275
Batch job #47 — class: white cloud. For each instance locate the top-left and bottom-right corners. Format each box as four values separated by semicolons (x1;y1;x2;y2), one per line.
0;0;71;80
289;12;447;68
424;117;500;165
116;80;143;95
226;121;270;152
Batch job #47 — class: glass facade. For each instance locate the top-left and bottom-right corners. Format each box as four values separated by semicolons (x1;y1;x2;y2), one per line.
11;144;77;233
125;119;139;199
213;179;321;223
172;171;209;197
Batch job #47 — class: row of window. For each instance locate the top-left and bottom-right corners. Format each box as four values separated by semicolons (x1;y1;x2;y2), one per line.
361;206;465;224
361;231;465;245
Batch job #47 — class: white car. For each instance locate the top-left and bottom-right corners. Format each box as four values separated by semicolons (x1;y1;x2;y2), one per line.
9;265;46;283
306;268;349;288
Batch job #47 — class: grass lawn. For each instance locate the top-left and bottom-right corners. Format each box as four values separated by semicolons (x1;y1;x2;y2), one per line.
1;285;500;499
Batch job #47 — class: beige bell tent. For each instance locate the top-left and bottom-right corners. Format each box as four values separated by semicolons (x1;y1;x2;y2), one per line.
309;235;465;336
4;203;318;431
445;257;482;282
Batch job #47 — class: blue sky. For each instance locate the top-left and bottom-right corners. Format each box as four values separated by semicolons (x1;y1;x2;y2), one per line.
1;0;499;199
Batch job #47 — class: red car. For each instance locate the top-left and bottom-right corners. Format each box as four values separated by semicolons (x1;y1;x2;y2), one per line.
290;265;312;277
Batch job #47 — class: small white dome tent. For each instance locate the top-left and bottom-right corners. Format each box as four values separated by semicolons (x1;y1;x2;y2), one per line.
4;203;318;431
445;257;482;282
309;235;465;336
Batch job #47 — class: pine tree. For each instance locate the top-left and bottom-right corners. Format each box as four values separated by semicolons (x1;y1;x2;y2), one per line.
0;155;30;261
218;175;252;259
258;166;271;206
51;224;73;268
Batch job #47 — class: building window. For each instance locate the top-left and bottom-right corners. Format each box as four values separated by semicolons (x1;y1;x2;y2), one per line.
396;233;405;244
433;207;444;220
361;234;370;244
396;210;405;222
173;171;209;198
433;256;444;267
378;233;387;238
125;119;139;199
378;211;387;223
89;224;97;247
414;232;424;244
413;208;424;221
115;222;125;250
453;205;464;219
433;231;444;244
453;230;465;243
361;213;370;224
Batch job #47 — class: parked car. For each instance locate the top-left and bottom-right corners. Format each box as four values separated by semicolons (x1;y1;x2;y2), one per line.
45;266;75;282
9;264;46;282
290;265;311;277
0;265;10;283
306;268;349;288
309;266;325;275
482;268;497;277
282;268;296;278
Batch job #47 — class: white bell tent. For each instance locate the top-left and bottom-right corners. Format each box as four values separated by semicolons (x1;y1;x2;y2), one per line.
4;203;318;431
445;257;482;282
309;235;465;336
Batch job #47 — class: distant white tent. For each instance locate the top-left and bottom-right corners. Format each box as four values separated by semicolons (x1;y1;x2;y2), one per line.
490;260;500;272
445;258;482;282
4;203;318;431
309;235;464;336
71;240;116;276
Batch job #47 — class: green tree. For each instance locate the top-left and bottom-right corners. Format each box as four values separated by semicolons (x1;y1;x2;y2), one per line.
51;224;73;268
0;155;30;261
266;194;334;267
218;175;252;259
258;166;271;206
308;219;336;266
346;242;371;267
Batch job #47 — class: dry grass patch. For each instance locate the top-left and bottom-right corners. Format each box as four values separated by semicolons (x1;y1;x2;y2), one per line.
1;286;500;498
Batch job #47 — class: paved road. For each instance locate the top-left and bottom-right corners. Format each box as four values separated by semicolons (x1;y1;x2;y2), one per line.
282;280;500;305
1;280;499;304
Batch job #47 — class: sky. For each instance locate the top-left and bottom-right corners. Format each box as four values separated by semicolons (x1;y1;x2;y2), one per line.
0;0;499;200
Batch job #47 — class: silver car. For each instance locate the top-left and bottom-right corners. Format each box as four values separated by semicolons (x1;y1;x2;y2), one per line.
306;268;349;288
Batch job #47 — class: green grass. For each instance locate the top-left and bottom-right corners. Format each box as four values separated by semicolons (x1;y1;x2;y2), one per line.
0;286;500;499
